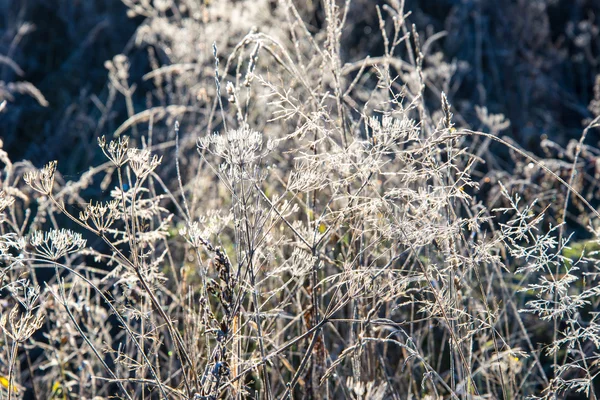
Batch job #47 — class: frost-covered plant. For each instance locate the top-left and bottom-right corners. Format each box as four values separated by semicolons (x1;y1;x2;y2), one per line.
2;1;600;399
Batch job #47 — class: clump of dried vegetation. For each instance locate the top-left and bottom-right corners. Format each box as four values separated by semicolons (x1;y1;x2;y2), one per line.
2;0;600;399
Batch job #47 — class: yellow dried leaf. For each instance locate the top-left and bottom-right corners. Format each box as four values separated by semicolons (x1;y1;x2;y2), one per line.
0;376;18;393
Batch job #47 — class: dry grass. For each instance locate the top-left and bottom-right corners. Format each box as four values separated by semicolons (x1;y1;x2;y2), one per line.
1;1;600;399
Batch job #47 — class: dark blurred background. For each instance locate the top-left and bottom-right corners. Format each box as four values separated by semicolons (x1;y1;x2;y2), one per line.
0;0;142;169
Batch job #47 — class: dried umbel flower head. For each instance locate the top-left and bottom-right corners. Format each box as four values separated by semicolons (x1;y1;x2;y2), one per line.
98;135;130;167
0;304;44;343
287;247;315;277
198;125;267;171
1;284;44;343
127;148;162;179
29;228;86;260
79;199;120;233
23;161;58;195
